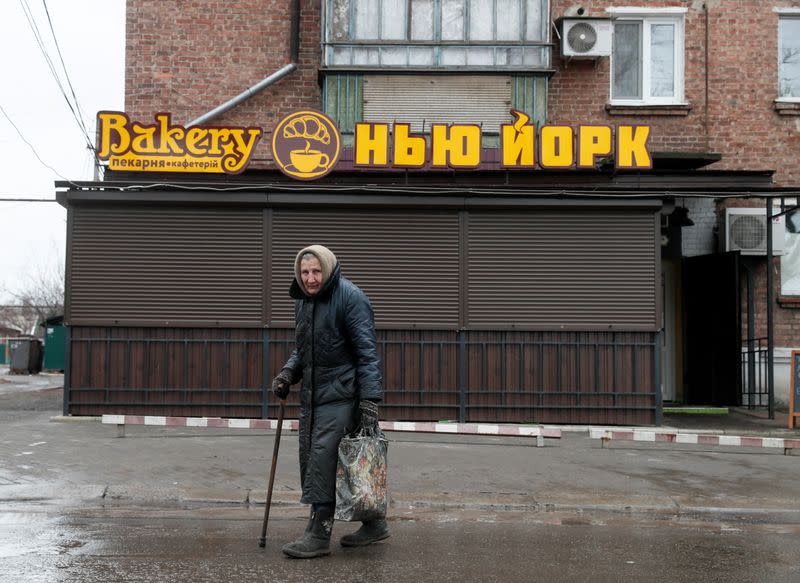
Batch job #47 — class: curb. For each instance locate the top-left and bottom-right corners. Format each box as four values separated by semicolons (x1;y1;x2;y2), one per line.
4;483;799;518
51;414;799;443
99;414;562;444
52;414;797;437
50;415;100;423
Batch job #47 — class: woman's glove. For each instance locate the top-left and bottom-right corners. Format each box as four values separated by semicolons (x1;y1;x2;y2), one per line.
359;400;380;434
271;369;292;399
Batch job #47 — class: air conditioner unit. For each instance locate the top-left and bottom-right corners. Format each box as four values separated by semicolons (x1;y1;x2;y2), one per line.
723;208;785;256
561;18;613;58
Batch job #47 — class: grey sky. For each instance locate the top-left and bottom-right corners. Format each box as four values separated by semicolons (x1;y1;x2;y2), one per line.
0;0;125;303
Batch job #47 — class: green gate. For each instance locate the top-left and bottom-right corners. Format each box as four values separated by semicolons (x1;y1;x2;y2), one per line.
43;326;66;371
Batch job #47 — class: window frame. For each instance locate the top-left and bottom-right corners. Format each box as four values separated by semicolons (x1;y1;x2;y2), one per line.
322;0;551;71
322;72;549;143
607;8;686;106
777;11;800;102
781;200;800;298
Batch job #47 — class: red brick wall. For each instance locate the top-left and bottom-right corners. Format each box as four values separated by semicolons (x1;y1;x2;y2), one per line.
550;0;800;186
124;1;800;183
125;0;322;165
119;1;800;389
738;256;800;348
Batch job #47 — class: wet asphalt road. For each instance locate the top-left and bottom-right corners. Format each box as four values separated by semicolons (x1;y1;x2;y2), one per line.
3;501;800;583
2;379;800;582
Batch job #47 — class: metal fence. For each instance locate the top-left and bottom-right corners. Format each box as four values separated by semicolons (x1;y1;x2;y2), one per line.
66;328;660;425
741;336;769;408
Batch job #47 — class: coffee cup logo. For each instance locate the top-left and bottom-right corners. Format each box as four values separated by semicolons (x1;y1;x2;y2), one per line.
272;110;340;180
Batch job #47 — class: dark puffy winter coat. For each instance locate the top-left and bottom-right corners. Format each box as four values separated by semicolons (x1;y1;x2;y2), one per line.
282;263;382;504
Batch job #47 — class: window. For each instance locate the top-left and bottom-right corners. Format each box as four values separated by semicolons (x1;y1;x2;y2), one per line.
779;16;800;100
323;73;548;141
608;9;685;105
324;0;549;69
782;205;800;296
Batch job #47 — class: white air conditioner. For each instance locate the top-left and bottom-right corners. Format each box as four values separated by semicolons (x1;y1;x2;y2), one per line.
723;208;785;256
561;18;613;58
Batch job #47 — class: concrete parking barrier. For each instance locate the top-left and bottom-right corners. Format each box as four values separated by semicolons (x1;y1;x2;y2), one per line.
101;415;561;446
589;428;800;455
380;421;561;446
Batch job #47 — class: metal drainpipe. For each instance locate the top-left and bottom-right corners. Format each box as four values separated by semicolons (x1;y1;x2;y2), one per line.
743;260;756;407
187;0;301;127
766;197;775;419
704;3;710;151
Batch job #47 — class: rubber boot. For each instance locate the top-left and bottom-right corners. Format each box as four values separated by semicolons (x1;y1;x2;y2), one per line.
282;505;334;559
339;518;390;547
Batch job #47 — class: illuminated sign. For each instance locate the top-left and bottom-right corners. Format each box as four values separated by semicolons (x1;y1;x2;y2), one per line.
96;112;262;174
354;110;652;171
272;110;341;180
96;110;652;178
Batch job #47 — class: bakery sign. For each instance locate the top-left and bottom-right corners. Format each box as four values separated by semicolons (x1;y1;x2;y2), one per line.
96;112;263;174
96;110;652;178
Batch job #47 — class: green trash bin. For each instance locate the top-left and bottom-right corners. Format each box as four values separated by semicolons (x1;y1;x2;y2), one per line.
43;325;66;372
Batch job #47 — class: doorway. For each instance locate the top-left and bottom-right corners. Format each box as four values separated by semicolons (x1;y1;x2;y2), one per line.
682;252;742;406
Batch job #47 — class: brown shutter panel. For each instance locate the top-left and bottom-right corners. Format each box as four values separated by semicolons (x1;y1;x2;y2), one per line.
269;210;460;328
466;210;658;329
363;75;513;134
69;206;263;325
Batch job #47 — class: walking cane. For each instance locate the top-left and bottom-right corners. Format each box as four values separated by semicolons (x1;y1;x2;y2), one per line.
259;399;285;548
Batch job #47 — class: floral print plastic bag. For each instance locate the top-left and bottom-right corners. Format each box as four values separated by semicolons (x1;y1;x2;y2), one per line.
334;429;389;522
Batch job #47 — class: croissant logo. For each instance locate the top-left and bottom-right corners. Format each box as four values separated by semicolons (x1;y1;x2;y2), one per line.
272;110;341;180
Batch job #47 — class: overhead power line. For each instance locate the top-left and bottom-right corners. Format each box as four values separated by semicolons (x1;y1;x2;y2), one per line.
0;305;59;309
0;103;70;181
0;198;58;202
18;0;96;158
41;0;93;148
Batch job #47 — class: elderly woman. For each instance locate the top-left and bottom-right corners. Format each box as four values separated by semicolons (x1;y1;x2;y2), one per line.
271;244;387;559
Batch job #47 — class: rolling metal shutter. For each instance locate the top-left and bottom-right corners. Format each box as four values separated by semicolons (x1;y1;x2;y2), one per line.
269;210;460;328
363;75;512;133
466;210;658;329
68;206;263;325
